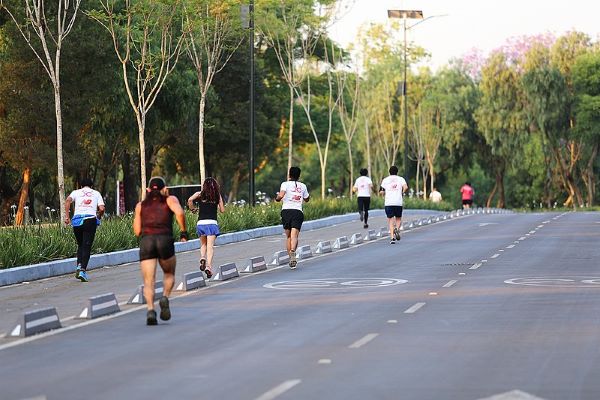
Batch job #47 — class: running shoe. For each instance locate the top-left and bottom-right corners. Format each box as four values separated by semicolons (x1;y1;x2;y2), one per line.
159;296;171;321
77;269;89;282
199;258;206;271
75;265;82;278
359;211;364;222
147;310;158;325
205;268;212;279
364;223;369;229
393;227;401;241
390;239;396;245
289;250;297;269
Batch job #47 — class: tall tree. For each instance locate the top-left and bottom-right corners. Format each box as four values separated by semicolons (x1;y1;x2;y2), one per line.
1;0;82;224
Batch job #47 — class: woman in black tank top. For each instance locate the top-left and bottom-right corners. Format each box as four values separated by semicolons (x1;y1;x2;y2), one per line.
187;177;225;278
133;176;188;326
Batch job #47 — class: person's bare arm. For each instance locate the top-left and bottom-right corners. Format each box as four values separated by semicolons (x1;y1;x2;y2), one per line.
187;191;201;210
167;196;188;241
304;195;310;203
133;203;142;236
97;205;105;219
64;196;73;225
218;196;225;212
275;190;286;202
402;183;409;193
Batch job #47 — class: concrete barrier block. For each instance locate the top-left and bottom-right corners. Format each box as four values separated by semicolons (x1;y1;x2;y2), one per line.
364;229;377;241
350;233;363;245
212;262;239;281
7;307;61;338
376;227;388;237
333;236;349;249
128;281;164;304
270;250;290;266
77;292;120;319
315;241;332;254
241;256;267;273
297;245;313;260
176;271;206;291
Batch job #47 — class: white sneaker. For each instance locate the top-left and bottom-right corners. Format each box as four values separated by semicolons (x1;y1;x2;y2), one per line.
289;250;297;269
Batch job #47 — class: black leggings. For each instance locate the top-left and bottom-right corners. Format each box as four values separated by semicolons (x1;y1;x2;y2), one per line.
357;197;371;223
73;218;97;270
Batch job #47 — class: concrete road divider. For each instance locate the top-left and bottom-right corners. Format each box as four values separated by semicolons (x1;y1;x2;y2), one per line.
242;256;267;273
176;271;206;291
128;281;164;304
297;245;313;260
365;229;377;241
7;307;61;338
350;233;363;245
77;293;120;319
315;241;332;254
270;250;290;266
211;262;239;281
333;236;350;249
376;227;388;237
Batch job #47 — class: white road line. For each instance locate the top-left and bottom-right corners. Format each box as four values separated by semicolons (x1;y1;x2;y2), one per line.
349;333;379;349
458;272;466;276
443;280;458;288
429;292;438;296
481;259;488;263
506;244;515;249
404;302;426;314
499;249;504;252
529;231;536;234
491;253;500;259
537;225;544;228
387;320;398;324
469;263;482;270
543;220;550;224
519;236;527;240
318;359;332;364
255;380;302;400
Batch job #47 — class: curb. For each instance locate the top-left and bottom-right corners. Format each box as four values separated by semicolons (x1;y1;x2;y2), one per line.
0;209;444;287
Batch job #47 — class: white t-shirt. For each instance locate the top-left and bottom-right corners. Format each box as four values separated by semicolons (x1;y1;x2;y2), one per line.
353;176;373;197
69;187;105;216
429;190;442;203
380;175;407;206
280;180;309;211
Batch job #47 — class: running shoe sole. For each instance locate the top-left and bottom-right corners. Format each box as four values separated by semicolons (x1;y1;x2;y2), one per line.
200;259;206;271
147;310;158;326
77;271;89;282
289;251;297;269
394;228;401;241
159;296;171;321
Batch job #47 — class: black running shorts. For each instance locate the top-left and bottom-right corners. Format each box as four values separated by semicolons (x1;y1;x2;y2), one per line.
281;209;304;230
462;199;473;206
384;205;403;218
139;234;175;261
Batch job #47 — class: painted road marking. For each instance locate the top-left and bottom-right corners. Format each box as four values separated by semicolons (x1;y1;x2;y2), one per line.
506;244;515;249
505;277;600;288
491;253;500;259
318;359;332;365
349;333;379;349
537;225;544;228
429;292;438;296
477;389;546;400
255;380;302;400
264;278;407;290
404;302;426;314
387;320;398;324
458;272;466;276
499;249;504;252
519;237;527;240
443;280;458;288
543;220;550;224
482;260;488;263
470;263;482;270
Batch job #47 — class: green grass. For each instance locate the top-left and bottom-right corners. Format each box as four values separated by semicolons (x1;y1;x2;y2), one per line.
0;197;453;270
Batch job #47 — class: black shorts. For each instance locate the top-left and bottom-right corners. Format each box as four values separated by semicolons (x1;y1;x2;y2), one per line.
462;199;473;206
281;209;304;230
139;234;175;261
385;205;403;218
357;196;371;212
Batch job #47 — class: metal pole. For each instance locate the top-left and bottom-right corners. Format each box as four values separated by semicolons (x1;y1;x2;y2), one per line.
403;18;409;180
249;0;255;206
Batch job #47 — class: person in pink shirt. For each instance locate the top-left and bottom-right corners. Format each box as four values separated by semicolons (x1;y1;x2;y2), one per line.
460;181;475;209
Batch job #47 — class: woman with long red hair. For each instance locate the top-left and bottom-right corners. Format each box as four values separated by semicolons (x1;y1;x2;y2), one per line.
188;177;225;278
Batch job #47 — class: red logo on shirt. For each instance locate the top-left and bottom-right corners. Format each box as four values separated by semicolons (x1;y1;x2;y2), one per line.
83;199;92;205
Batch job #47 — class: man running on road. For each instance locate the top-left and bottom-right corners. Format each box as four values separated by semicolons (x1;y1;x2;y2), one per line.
353;168;373;229
380;166;408;244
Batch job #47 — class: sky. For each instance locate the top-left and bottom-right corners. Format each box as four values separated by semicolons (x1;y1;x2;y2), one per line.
328;0;600;70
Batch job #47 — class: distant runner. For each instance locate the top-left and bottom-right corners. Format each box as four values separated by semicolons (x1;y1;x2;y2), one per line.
275;167;310;269
353;168;373;229
187;177;225;279
380;166;408;244
64;178;105;282
429;187;442;203
460;182;475;209
133;176;188;326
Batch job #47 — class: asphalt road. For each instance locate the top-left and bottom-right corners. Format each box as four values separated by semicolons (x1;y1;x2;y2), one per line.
2;211;600;400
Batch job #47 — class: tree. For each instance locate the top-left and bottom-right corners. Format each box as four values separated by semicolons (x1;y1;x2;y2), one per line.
89;0;186;196
1;0;82;224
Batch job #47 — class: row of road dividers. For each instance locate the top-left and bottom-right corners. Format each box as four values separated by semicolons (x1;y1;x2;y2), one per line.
4;207;510;338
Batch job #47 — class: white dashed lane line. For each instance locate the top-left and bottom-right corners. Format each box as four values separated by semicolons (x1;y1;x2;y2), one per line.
506;244;516;249
404;303;426;314
443;280;458;288
349;333;379;349
519;237;527;240
491;254;500;259
387;320;398;324
469;263;482;270
318;359;332;365
255;380;302;400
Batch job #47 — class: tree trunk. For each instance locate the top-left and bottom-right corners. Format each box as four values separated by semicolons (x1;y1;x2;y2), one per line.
54;84;66;225
365;118;372;179
347;143;353;198
584;144;598;205
136;112;147;199
321;163;326;199
486;182;498;208
14;167;31;226
228;169;241;203
198;93;207;183
496;166;505;208
287;85;294;171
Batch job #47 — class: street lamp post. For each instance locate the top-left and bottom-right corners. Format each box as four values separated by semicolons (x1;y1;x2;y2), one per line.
387;9;423;180
242;1;256;206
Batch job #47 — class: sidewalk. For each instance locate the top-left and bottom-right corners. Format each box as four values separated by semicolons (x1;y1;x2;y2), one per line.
0;210;440;337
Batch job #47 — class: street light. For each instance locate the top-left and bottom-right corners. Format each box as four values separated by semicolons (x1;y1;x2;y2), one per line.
387;9;423;180
242;1;256;206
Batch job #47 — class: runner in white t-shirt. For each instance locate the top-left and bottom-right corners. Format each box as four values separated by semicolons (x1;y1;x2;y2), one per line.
429;187;442;203
352;168;373;229
379;166;408;244
275;166;310;269
64;178;105;282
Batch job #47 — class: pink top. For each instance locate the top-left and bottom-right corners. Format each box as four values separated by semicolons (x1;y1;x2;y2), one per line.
460;185;474;200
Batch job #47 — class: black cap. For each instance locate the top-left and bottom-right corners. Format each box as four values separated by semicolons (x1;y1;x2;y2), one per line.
148;176;166;191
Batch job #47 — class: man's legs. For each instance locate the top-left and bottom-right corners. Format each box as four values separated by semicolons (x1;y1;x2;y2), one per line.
140;259;157;311
357;197;364;221
158;255;176;298
363;198;371;227
388;217;395;240
73;226;84;267
80;219;97;270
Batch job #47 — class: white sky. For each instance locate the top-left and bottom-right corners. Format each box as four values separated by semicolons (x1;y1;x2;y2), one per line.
328;0;600;70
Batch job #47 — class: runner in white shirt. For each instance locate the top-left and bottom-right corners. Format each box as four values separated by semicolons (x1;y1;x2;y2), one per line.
429;187;442;203
275;166;310;269
379;166;408;244
64;178;105;281
352;168;373;229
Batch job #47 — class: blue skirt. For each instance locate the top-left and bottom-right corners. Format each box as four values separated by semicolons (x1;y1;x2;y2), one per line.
196;224;220;237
